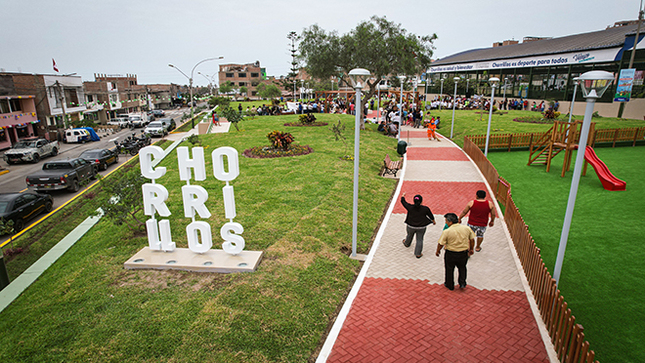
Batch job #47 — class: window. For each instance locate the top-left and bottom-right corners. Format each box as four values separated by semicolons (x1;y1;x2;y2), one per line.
87;94;94;102
252;91;257;96
239;82;246;86
251;73;259;78
226;73;234;78
0;99;10;114
251;81;259;87
238;73;247;78
9;99;22;112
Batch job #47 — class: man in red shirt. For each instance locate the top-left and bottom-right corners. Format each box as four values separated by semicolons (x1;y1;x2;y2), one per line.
458;190;496;252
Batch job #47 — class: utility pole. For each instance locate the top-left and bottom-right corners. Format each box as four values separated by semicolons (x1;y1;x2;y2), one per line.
618;2;643;118
54;80;68;129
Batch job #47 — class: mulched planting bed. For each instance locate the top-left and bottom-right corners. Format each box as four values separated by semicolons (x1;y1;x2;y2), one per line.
243;145;313;158
283;122;328;127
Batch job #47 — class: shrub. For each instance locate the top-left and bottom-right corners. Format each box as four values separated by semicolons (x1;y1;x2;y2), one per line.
267;130;294;150
298;113;317;125
543;109;561;119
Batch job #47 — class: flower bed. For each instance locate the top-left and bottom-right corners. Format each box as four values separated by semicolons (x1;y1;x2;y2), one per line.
513;116;554;124
243;145;313;158
283;122;328;127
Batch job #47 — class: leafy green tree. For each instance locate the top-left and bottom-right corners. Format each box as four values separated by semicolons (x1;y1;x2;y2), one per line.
239;86;248;98
96;167;147;233
299;15;436;107
220;107;243;131
208;96;231;109
257;84;282;99
219;81;235;95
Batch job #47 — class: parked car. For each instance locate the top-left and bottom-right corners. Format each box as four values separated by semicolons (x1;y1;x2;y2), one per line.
158;117;176;131
147;111;155;122
4;138;59;164
79;148;119;171
26;158;97;192
151;109;165;118
129;115;145;128
65;129;91;143
0;192;53;232
107;117;130;128
144;121;169;137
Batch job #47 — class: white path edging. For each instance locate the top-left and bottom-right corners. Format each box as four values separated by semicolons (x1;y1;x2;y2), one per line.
316;153;408;362
0;210;103;314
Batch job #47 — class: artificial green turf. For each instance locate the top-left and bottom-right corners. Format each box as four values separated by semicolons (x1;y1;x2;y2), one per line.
0;113;398;362
488;146;645;363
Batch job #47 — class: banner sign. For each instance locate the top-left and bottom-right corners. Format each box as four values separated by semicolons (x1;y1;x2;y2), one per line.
614;68;635;102
428;47;622;73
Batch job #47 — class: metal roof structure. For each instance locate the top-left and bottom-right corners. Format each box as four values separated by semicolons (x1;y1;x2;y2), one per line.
432;22;640;67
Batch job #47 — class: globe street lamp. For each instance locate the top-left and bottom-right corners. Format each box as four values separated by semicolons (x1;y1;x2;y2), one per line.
377;82;387;122
169;56;223;129
397;75;406;140
553;70;614;287
348;67;371;259
451;77;460;139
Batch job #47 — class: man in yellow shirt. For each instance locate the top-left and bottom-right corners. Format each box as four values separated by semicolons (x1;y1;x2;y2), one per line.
435;213;475;290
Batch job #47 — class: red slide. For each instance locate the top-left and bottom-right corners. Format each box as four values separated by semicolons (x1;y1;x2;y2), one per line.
583;146;626;191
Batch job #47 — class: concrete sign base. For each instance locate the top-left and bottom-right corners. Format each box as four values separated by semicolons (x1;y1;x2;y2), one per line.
124;247;263;273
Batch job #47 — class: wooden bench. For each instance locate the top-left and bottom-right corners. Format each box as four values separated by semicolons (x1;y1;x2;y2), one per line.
382;154;402;177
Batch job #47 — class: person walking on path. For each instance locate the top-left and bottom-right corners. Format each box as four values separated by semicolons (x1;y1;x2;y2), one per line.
426;118;440;141
458;190;496;252
401;192;436;258
435;213;475;290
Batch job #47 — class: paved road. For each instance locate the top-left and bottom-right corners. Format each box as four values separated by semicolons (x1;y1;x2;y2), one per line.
0;107;189;244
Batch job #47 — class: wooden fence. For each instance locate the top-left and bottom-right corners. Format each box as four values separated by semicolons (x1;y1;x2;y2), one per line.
463;136;599;363
468;126;645;150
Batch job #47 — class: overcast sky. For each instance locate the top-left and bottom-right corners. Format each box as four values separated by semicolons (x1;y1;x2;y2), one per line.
0;0;640;87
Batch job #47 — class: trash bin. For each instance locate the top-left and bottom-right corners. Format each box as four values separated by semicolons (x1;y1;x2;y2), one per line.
397;140;408;156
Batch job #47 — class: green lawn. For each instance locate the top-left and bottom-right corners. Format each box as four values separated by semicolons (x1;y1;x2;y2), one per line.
0;113;399;362
488;146;645;363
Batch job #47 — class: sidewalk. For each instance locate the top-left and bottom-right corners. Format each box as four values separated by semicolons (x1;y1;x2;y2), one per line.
317;124;558;362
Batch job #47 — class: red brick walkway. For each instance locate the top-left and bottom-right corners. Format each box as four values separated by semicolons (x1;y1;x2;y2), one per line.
318;126;553;362
327;279;549;363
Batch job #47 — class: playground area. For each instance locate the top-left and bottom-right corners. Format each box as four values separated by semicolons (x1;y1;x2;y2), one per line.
487;144;645;363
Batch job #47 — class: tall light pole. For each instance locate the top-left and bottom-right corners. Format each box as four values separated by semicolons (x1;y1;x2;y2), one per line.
348;68;371;259
300;79;304;101
377;83;387;122
198;72;216;95
553;71;614;287
293;79;296;101
502;77;509;109
397;75;406;140
169;56;223;129
439;77;445;110
451;77;460;139
567;77;580;124
484;77;500;157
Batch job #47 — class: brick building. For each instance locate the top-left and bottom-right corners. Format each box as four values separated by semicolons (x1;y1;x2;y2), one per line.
219;61;266;99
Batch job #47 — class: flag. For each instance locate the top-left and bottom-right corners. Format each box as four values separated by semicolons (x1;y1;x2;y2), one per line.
52;58;59;73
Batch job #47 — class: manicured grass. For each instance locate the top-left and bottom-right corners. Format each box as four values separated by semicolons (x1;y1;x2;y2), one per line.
422;109;645;148
488;146;645;363
0;113;399;362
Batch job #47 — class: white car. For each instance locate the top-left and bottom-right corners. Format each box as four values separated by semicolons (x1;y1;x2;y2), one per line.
129;115;145;128
107;118;130;127
144;121;168;137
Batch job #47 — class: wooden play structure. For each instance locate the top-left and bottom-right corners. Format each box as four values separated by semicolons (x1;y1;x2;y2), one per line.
527;120;595;177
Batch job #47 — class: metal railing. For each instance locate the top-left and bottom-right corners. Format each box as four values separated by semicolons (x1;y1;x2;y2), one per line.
463;136;600;363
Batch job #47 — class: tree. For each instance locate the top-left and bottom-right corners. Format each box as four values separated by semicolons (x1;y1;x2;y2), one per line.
96;166;147;233
257;83;282;99
220;107;243;131
219;81;235;95
299;16;436;125
208;96;230;109
239;86;248;98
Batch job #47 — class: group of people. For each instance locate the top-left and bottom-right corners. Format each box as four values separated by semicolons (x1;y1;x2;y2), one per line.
400;190;496;290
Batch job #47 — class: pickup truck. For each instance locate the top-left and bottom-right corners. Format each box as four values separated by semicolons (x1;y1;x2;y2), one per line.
4;138;60;164
26;158;97;192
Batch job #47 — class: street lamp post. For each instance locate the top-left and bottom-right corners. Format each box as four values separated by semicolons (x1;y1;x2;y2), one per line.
293;79;296;101
439;77;445;110
502;77;508;109
169;56;223;129
348;68;371;259
451;77;460;139
484;77;500;157
300;79;304;101
567;77;581;124
198;72;216;95
553;71;614;287
397;75;406;140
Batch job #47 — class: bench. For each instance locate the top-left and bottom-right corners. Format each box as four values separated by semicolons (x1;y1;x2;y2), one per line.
382;154;402;177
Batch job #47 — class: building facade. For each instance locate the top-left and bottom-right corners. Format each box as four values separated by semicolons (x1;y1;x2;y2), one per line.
427;20;645;118
219;61;266;99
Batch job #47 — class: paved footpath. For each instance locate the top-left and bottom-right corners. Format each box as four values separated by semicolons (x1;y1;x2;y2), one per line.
317;123;558;362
